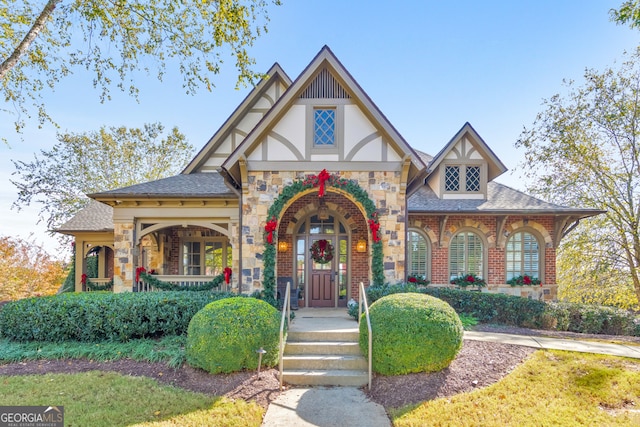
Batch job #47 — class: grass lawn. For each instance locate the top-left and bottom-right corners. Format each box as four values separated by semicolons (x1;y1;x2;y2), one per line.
0;371;264;427
2;336;640;426
390;350;640;427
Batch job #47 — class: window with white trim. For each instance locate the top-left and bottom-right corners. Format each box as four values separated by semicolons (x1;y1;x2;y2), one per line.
314;108;336;146
181;239;231;276
506;231;540;280
444;165;482;193
408;230;430;280
445;166;460;191
449;231;483;280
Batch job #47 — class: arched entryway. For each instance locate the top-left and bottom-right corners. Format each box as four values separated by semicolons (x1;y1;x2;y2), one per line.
276;192;370;308
295;214;349;307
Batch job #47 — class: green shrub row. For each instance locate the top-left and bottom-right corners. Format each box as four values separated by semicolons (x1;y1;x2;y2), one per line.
545;301;640;336
356;284;640;336
0;291;237;342
421;287;547;327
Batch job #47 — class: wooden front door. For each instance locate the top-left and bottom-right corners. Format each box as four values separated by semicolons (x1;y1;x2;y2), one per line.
309;237;335;307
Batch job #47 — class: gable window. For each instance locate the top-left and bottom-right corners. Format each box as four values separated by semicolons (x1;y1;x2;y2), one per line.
466;166;480;191
506;231;540;280
444;165;483;193
182;239;231;276
407;230;430;280
314;108;335;146
449;231;483;280
445;166;460;191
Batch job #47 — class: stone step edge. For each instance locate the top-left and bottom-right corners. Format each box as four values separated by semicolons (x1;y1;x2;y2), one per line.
282;369;369;377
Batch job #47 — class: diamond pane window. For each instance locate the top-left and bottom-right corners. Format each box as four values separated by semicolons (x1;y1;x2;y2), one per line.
466;166;480;192
445;166;460;191
314;109;335;146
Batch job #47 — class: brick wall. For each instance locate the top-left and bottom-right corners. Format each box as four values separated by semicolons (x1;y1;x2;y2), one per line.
409;214;557;286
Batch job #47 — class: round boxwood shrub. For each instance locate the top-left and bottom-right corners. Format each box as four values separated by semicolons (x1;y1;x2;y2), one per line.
186;297;281;374
360;293;463;375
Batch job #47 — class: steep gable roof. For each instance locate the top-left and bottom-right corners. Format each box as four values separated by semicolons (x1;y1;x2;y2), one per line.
56;199;114;234
221;46;426;184
427;122;507;181
182;63;292;174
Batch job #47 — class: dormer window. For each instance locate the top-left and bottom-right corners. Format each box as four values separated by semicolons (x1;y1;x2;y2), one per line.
314;108;335;146
445;166;460;191
466;166;480;191
444;165;482;194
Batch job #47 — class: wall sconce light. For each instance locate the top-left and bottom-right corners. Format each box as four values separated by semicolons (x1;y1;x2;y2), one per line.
318;201;329;220
278;241;289;252
356;239;367;253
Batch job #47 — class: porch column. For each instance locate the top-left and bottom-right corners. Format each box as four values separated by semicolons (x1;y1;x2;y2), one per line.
229;219;241;291
113;222;135;292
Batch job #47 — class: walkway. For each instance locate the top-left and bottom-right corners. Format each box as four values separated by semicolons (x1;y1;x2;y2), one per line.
261;307;640;427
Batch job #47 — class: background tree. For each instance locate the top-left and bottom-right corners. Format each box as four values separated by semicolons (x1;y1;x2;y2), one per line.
516;50;640;310
0;235;66;300
1;0;281;131
611;1;640;29
11;122;195;234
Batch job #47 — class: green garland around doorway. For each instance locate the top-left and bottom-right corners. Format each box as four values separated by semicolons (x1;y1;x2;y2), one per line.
263;171;384;304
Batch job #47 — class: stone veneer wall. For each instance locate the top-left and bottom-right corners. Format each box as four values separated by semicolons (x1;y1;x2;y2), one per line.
241;170;407;293
113;222;135;292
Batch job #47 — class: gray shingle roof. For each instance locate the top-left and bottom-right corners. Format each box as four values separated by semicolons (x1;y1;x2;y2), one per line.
408;182;603;216
88;172;236;199
56;199;114;233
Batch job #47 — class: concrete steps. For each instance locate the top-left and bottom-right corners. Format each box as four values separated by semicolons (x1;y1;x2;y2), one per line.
282;328;368;387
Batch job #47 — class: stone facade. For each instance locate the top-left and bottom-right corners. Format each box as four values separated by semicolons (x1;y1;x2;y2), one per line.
113;222;135;293
240;170;407;294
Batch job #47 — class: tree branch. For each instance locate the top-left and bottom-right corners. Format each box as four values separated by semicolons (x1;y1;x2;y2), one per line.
0;0;62;81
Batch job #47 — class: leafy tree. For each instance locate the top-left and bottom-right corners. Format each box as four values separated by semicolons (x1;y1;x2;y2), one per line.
557;217;639;310
516;50;640;307
611;1;640;29
1;0;281;131
0;235;66;301
11;122;194;233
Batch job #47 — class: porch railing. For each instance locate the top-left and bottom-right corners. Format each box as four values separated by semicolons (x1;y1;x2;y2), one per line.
137;275;231;292
358;281;372;390
278;282;291;391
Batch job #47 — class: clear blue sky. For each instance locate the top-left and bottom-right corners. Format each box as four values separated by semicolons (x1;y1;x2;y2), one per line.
1;0;637;256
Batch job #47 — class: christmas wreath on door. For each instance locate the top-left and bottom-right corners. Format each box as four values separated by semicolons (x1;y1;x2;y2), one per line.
310;239;334;264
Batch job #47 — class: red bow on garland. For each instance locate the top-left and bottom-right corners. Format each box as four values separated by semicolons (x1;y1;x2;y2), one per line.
81;274;87;285
368;219;381;243
224;267;232;284
265;217;278;245
317;169;331;198
135;266;146;282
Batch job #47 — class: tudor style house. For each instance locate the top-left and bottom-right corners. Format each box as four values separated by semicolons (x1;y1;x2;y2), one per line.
57;46;601;305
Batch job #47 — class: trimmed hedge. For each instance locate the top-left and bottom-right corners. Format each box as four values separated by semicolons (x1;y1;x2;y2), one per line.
545;302;640;336
0;291;237;342
358;284;640;336
421;287;547;327
360;293;463;375
186;297;281;374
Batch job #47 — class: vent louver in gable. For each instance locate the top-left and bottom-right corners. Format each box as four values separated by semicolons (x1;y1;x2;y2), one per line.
300;68;351;99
